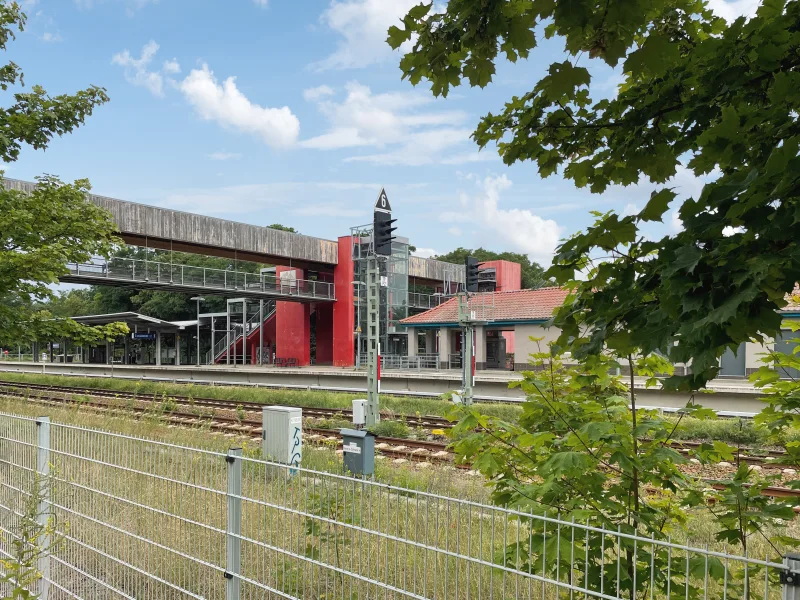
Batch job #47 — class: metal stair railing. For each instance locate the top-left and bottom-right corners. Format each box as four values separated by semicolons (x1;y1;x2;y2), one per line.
205;302;276;364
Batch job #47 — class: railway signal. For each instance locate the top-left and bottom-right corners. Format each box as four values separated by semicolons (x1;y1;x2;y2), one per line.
465;256;480;292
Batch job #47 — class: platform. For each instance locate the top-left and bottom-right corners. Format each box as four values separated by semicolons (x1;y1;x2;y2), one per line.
0;362;769;414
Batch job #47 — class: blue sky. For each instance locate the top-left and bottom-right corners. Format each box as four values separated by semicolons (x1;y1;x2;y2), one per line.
9;0;755;266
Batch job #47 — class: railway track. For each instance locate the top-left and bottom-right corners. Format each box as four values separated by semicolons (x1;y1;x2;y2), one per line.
3;379;800;500
0;385;458;466
1;380;791;464
0;380;455;430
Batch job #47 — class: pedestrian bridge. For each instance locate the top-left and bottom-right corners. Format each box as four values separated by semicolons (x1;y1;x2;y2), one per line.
60;257;335;302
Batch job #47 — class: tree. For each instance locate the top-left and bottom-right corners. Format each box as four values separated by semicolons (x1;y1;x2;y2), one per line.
267;223;298;234
1;177;128;346
450;343;798;599
433;246;552;289
0;3;124;346
391;0;800;390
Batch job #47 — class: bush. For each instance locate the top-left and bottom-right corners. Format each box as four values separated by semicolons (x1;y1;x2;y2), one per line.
670;416;769;446
368;420;410;439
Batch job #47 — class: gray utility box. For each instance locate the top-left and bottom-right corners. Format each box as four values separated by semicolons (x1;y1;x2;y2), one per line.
262;406;302;468
341;428;375;476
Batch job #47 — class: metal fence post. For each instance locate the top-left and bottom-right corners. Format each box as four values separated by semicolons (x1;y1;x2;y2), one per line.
36;416;51;600
783;554;800;600
226;448;242;600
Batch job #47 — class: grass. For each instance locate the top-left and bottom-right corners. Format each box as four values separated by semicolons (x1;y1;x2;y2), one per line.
3;371;799;448
0;371;523;420
0;397;794;599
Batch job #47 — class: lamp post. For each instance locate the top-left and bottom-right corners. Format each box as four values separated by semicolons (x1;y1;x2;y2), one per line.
352;281;366;368
190;296;205;366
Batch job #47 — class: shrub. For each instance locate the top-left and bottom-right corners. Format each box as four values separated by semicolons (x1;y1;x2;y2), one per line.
368;420;410;439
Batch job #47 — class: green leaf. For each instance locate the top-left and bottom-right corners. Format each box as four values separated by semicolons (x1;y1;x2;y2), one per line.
639;189;676;222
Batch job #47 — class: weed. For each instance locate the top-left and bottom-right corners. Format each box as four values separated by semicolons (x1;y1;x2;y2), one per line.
368;419;410;439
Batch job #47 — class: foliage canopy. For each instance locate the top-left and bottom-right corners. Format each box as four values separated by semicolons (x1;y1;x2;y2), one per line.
0;3;122;346
433;246;552;289
393;0;800;390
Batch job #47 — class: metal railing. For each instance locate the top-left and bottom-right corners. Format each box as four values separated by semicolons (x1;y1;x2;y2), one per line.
205;302;276;365
64;258;335;301
356;353;441;371
0;412;793;600
0;353;34;362
408;293;450;311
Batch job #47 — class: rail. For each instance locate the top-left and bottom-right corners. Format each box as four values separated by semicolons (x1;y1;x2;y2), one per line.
408;292;451;311
0;412;793;600
205;301;276;365
357;353;442;371
62;258;335;301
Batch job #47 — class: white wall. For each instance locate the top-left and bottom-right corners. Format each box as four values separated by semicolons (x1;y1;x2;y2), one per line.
514;323;561;367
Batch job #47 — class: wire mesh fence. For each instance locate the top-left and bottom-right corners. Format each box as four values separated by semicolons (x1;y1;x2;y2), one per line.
0;411;795;600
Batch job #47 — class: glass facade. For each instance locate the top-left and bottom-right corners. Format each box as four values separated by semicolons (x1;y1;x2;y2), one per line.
354;237;410;357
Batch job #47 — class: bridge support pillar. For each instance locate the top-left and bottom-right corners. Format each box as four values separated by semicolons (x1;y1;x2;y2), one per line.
332;236;355;367
425;329;436;356
407;327;417;357
438;327;451;369
276;266;311;367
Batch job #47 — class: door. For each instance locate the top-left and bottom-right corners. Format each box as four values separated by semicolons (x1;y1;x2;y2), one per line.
775;329;800;379
719;342;746;377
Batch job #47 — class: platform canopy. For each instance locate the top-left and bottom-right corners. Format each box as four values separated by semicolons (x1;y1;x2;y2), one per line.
70;312;188;331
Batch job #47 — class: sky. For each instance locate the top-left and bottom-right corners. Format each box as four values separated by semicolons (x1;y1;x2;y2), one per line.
8;0;758;266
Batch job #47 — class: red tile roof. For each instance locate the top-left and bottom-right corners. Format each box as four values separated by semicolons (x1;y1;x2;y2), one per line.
401;287;570;326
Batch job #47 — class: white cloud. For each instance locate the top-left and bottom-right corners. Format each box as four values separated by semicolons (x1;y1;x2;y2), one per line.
179;64;300;148
722;225;745;237
40;31;62;43
671;209;683;232
141;181;420;218
412;248;438;258
303;85;335;102
447;226;461;236
302;81;474;165
623;203;639;216
291;204;365;218
112;40;165;97
312;0;419;70
253;0;268;5
163;59;181;74
707;0;759;21
208;152;242;161
441;175;562;264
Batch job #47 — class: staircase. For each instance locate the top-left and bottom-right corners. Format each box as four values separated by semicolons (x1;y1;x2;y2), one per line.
205;301;276;364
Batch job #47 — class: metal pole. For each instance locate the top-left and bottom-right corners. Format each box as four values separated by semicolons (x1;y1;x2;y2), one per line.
211;317;215;365
784;554;800;600
366;255;380;426
226;304;231;366
458;292;475;406
196;299;201;367
36;416;51;600
259;299;264;366
242;300;247;366
226;448;242;600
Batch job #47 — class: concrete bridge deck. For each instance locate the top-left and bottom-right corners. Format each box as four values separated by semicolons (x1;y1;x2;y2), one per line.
3;177;466;284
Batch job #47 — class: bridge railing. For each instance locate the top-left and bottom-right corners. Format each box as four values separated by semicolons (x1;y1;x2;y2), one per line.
66;258;335;300
407;292;451;310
